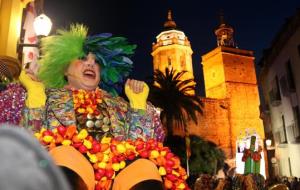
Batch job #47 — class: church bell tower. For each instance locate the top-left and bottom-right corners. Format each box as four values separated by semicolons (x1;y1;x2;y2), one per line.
201;13;264;155
151;10;194;83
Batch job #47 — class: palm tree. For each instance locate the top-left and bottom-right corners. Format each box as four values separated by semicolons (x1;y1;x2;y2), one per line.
148;68;203;136
164;135;226;188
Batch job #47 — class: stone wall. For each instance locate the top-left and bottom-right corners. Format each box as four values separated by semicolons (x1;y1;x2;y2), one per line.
187;98;233;158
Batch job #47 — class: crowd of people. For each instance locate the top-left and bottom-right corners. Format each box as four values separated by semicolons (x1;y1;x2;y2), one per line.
191;172;300;190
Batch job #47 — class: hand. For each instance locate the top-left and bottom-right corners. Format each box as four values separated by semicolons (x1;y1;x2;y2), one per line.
19;63;46;108
24;61;40;81
125;79;149;110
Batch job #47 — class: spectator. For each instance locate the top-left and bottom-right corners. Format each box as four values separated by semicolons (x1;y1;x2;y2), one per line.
0;125;70;190
291;177;298;190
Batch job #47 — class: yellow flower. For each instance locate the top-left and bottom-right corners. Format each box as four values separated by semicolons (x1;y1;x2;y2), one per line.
98;162;106;169
125;142;135;150
78;129;88;140
34;132;42;139
43;135;53;143
160;150;167;156
101;136;111;144
172;170;180;177
150;150;159;159
62;140;72;146
102;154;109;162
119;161;126;169
77;108;85;113
88;154;98;163
83;139;92;149
112;163;120;171
86;107;94;114
178;183;185;189
78;93;84;99
116;144;126;154
158;167;166;176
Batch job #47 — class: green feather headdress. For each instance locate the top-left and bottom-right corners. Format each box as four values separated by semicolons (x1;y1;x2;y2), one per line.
38;24;136;96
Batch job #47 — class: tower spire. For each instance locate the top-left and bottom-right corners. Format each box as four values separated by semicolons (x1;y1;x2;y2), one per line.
164;10;177;29
214;10;236;47
219;9;225;25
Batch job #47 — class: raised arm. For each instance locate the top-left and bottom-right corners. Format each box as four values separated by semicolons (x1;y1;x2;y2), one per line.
124;79;165;142
19;63;47;131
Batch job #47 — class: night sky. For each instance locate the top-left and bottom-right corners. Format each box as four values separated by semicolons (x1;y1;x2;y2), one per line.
44;0;300;95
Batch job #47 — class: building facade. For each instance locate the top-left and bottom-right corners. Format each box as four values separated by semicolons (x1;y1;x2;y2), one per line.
260;9;300;177
0;0;32;57
152;11;265;173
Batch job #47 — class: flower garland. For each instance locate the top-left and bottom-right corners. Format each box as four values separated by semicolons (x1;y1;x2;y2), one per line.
72;88;103;115
34;126;190;190
242;148;262;162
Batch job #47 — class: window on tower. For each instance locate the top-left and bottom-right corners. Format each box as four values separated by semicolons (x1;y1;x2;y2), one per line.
180;55;186;70
168;57;172;68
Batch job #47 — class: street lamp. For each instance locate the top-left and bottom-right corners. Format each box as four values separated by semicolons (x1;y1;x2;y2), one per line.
19;13;52;48
18;12;52;63
265;138;276;178
265;139;275;150
33;14;52;36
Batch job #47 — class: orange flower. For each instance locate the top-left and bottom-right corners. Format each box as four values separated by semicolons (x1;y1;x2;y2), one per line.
35;126;190;190
72;88;103;116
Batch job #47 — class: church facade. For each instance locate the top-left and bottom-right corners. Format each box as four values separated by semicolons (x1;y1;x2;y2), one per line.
151;11;265;170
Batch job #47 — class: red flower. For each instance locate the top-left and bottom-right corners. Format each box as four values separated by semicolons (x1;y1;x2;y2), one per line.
34;126;190;190
252;151;262;162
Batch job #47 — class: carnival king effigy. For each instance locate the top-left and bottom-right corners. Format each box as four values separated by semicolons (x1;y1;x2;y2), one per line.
0;24;189;190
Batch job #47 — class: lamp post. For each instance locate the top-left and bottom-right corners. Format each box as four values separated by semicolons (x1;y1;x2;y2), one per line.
17;0;52;63
18;14;52;48
265;139;276;179
266;139;272;148
265;139;275;150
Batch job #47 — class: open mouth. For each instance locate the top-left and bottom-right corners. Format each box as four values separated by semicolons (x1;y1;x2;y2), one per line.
83;69;96;79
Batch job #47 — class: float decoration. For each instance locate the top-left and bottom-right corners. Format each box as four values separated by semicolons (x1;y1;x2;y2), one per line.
34;125;190;190
242;136;262;174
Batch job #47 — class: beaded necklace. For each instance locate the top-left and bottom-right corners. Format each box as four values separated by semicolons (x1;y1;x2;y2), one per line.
72;88;111;139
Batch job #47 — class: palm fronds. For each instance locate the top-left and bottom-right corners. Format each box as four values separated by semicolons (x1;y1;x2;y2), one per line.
148;67;203;135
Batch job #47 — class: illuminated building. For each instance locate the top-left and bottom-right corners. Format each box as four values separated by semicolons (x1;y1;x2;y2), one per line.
0;0;32;57
151;10;194;94
152;11;265;174
260;9;300;177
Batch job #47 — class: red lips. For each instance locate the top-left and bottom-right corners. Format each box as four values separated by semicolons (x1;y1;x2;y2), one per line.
83;68;96;79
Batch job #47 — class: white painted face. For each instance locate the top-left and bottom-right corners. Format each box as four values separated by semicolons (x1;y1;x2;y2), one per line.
65;53;100;91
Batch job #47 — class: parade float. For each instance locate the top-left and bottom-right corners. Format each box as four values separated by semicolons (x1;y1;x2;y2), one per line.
236;130;266;177
34;126;189;190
